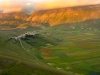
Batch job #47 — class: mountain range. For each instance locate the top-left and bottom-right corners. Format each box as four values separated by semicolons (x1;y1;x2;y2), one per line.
0;4;100;30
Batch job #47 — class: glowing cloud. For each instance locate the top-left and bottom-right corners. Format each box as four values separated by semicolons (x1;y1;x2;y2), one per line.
0;0;100;14
0;0;34;14
34;0;100;10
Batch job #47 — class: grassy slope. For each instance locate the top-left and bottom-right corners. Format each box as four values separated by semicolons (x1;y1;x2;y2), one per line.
0;30;74;75
0;19;100;75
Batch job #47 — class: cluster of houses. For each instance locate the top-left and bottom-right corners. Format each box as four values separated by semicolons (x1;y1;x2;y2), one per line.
10;32;36;40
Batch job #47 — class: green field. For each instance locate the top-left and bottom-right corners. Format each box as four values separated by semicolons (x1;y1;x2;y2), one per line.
0;19;100;75
0;28;75;75
40;33;100;74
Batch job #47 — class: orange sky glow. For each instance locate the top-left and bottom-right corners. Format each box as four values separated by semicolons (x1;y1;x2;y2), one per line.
0;0;100;14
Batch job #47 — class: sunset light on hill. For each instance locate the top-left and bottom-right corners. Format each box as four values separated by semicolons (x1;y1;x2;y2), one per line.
0;0;100;75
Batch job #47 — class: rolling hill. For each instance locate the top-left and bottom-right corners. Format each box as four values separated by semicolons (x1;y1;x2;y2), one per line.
0;31;76;75
27;4;100;26
0;12;28;20
0;4;100;30
0;12;28;30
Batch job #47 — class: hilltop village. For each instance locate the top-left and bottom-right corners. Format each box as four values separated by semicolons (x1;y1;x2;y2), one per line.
10;32;36;40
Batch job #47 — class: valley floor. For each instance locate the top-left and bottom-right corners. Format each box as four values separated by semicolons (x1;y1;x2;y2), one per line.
0;24;100;75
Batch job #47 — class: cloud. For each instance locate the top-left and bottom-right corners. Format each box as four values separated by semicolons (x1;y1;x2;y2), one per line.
0;0;100;14
34;0;100;10
0;0;34;14
34;0;79;10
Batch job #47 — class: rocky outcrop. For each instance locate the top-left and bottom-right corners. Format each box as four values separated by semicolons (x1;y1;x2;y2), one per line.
27;4;100;26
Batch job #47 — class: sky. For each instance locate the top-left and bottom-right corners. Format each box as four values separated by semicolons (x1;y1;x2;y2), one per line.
0;0;100;14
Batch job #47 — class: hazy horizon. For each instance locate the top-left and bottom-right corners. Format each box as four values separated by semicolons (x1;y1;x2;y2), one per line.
0;0;100;14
